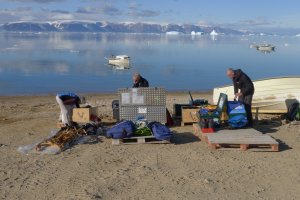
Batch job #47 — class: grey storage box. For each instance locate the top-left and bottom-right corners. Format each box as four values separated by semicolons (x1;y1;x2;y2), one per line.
118;87;166;123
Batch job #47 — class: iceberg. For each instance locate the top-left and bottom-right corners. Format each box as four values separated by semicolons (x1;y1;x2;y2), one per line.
210;30;219;36
191;31;203;35
166;31;183;35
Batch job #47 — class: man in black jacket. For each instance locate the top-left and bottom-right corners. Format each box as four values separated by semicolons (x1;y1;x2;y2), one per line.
132;73;149;88
227;68;255;126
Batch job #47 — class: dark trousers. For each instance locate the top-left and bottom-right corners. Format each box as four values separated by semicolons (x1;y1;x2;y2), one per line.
238;94;253;126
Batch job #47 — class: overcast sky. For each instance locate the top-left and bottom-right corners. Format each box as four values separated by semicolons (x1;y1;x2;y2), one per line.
1;0;300;31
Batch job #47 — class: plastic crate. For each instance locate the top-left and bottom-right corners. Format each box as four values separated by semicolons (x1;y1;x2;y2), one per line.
201;128;215;133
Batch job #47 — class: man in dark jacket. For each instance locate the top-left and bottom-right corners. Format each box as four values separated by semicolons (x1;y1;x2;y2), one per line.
227;68;255;126
132;73;149;88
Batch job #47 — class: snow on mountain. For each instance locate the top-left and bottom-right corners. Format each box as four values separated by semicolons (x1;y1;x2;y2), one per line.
0;21;244;35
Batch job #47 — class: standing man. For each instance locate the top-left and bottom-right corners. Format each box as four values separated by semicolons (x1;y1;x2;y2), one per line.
132;73;149;88
56;92;86;126
226;68;255;127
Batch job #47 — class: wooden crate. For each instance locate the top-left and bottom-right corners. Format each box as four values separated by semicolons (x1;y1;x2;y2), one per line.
181;106;201;126
112;135;171;145
207;129;279;152
72;107;97;123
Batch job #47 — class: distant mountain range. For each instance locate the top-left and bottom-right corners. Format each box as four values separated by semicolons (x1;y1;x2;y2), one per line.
0;21;245;35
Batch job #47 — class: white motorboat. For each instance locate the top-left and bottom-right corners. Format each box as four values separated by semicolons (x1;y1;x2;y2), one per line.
213;76;300;113
257;44;275;51
108;55;130;65
250;44;275;53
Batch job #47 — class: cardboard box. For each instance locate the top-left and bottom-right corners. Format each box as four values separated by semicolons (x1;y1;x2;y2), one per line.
181;106;201;123
72;107;97;123
173;104;191;118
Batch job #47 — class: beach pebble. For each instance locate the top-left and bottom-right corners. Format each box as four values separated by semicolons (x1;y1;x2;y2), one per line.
204;178;212;184
0;144;8;148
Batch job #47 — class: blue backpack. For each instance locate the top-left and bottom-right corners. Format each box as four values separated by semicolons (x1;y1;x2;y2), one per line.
107;120;135;139
148;122;173;141
227;101;248;128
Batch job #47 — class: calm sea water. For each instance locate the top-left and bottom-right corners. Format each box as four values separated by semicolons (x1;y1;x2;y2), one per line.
0;32;299;95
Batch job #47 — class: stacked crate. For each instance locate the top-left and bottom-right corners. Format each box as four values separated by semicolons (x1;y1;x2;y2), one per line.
118;87;166;124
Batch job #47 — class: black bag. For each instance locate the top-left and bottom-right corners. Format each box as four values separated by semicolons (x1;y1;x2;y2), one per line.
286;102;300;121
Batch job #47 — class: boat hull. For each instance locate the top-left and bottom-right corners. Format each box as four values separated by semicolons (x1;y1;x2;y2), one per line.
213;77;300;113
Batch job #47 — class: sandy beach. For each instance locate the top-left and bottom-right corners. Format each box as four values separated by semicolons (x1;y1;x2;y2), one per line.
1;92;300;200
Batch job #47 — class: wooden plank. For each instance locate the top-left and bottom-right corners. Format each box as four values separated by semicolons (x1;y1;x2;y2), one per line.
192;123;201;136
215;146;279;152
181;122;194;126
208;138;278;145
215;129;263;135
209;143;279;152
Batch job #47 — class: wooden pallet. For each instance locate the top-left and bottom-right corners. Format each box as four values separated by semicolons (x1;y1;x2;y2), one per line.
207;129;279;152
112;135;171;145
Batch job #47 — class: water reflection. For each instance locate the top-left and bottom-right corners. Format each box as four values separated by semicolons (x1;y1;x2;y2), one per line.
108;63;130;70
0;32;299;95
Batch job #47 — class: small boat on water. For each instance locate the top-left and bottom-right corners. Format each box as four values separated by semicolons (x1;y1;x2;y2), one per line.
250;44;275;53
108;55;130;65
257;44;275;51
213;76;300;113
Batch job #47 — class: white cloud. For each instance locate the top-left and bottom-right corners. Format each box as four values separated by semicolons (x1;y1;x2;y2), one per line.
50;13;74;20
76;4;122;16
3;0;66;3
20;15;35;21
277;14;300;28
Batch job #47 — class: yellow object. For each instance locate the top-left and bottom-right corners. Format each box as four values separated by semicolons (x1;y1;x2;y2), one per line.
205;105;217;111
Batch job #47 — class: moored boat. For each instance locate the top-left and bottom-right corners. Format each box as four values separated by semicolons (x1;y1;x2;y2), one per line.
250;44;275;53
213;76;300;113
108;55;130;65
257;44;275;51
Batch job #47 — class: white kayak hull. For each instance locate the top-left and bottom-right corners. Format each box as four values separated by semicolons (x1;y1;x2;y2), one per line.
213;76;300;113
108;59;129;65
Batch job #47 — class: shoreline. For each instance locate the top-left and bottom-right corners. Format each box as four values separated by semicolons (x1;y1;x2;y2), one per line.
0;90;213;98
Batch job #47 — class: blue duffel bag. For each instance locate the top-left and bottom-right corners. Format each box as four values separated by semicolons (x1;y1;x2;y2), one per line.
148;122;173;141
228;114;248;128
227;101;248;128
106;120;135;139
